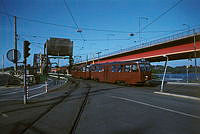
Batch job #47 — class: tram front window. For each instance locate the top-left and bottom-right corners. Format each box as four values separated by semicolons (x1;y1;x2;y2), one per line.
145;64;151;71
139;63;151;72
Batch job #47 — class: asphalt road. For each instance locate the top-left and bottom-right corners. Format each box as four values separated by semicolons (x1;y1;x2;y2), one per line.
0;79;200;134
76;80;200;134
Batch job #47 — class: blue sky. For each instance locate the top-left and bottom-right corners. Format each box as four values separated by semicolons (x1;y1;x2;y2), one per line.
1;0;200;68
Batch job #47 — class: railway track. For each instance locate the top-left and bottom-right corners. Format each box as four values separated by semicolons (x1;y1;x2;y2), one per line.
70;82;91;134
17;79;79;134
15;78;91;134
2;79;199;134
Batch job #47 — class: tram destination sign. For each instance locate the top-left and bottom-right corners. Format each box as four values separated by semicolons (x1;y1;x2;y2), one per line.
46;38;73;56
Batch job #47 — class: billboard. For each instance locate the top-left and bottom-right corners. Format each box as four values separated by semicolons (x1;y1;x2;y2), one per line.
46;38;73;56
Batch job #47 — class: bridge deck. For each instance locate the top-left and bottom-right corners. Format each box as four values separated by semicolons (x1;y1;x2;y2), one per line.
76;28;200;64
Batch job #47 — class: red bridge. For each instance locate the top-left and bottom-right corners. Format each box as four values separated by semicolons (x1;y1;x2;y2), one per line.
77;28;200;64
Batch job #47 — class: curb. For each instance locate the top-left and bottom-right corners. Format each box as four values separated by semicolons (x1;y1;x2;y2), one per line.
154;91;200;101
167;82;200;86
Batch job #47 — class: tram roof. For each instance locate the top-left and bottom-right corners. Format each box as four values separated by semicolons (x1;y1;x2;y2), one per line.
90;59;150;66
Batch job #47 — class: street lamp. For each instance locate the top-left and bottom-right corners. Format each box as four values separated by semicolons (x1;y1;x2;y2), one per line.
96;52;102;59
103;48;109;52
77;29;82;33
139;17;148;44
74;56;82;63
186;65;189;83
96;51;102;63
182;24;190;30
129;33;135;36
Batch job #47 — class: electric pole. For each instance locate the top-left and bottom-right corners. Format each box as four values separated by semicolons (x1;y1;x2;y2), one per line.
14;16;18;74
2;55;4;73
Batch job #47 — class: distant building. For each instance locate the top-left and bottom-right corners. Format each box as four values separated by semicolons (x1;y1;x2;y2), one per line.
33;54;51;74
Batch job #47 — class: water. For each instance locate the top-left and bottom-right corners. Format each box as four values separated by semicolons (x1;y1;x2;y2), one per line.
153;73;200;82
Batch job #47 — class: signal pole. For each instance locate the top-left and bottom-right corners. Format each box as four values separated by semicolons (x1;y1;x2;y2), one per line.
14;16;18;74
23;40;31;104
23;57;28;104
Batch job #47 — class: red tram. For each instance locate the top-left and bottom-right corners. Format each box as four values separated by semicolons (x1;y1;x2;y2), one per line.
71;64;90;79
71;60;152;85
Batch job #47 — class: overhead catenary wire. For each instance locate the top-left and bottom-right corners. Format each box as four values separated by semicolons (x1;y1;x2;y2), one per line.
0;0;12;28
63;0;86;43
63;0;80;31
0;11;133;34
141;0;184;32
0;6;186;36
19;33;131;41
0;0;188;54
18;26;189;41
18;36;44;50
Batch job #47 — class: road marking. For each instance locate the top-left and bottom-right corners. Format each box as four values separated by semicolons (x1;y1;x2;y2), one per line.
29;84;46;91
0;78;63;97
167;82;200;86
0;112;8;118
0;99;22;102
28;92;46;99
108;95;200;120
154;92;200;101
0;90;23;96
0;84;46;96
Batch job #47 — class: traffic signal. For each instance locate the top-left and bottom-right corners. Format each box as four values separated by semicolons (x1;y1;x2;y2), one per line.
24;40;31;58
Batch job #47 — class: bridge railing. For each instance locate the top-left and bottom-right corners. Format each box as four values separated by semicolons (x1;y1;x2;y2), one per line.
80;27;200;63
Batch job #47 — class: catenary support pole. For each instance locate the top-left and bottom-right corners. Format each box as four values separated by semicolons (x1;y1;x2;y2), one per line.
2;55;4;73
193;30;198;81
161;55;168;92
14;16;18;74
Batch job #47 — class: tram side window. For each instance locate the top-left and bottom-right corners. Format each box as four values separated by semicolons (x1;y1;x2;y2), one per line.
86;67;89;72
80;67;83;72
132;64;137;72
82;67;86;72
77;67;80;72
112;65;117;72
102;66;105;72
72;66;75;71
117;65;123;72
75;67;78;72
145;64;151;71
95;66;99;72
124;65;131;72
99;66;104;72
139;64;146;72
91;66;95;72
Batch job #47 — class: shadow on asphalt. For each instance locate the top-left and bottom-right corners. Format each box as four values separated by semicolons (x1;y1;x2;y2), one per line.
11;121;46;134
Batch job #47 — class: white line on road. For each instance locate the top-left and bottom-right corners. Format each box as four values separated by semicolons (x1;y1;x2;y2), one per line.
0;99;22;102
108;95;200;120
29;84;46;91
0;78;63;97
154;92;200;101
0;90;23;96
0;84;46;96
0;112;8;117
28;92;46;99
